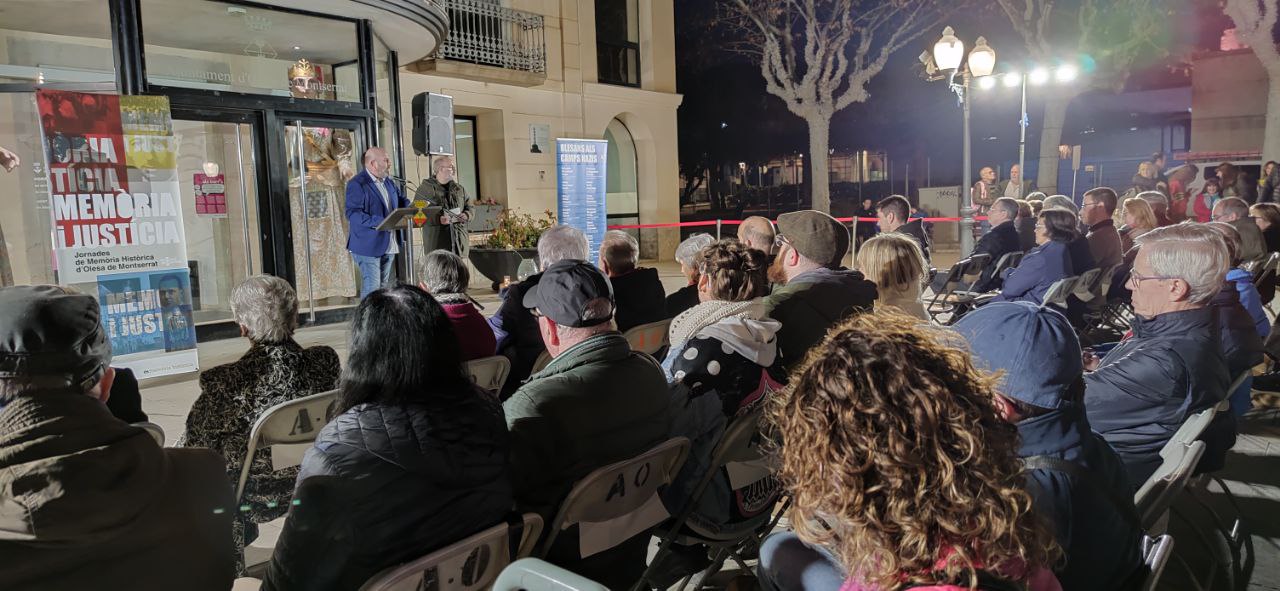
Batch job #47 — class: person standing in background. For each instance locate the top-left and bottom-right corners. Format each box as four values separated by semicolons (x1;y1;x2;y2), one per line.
972;166;998;233
1000;164;1034;199
416;156;474;258
345;147;408;299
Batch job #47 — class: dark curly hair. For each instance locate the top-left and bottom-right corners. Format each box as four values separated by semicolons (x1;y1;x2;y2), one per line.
697;239;769;302
766;310;1060;589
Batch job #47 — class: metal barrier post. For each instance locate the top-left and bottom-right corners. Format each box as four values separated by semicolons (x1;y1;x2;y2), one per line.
716;219;722;239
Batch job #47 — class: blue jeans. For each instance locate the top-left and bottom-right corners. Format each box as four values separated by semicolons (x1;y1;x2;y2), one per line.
351;252;395;299
757;532;846;591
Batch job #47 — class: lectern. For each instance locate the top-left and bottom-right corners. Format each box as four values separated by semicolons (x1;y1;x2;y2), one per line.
376;206;441;285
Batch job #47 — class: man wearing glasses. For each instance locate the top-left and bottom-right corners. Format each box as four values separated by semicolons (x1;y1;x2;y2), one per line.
1082;224;1230;486
1081;187;1123;269
416;156;474;258
1211;197;1266;263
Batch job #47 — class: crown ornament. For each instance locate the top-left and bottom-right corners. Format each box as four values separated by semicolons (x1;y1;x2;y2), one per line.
288;59;316;80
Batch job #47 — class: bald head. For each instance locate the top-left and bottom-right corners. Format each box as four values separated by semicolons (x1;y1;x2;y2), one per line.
737;216;776;255
363;147;390;180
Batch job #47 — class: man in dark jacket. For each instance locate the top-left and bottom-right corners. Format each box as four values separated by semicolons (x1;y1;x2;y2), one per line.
1084;225;1231;486
1082;187;1123;270
764;210;877;373
1213;197;1267;262
935;197;1021;293
957;302;1143;591
877;195;931;262
0;285;235;591
489;225;590;397
506;260;672;587
600;230;667;331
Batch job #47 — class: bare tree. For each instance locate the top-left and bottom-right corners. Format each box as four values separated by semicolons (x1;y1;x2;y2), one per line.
1224;0;1280;161
996;0;1168;193
724;0;944;213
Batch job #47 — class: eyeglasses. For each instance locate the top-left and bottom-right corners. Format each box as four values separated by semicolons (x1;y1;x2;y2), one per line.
1082;200;1101;209
1126;269;1179;288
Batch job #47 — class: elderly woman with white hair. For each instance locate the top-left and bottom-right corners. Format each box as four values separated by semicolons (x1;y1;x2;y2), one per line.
667;233;714;318
1083;224;1231;486
418;249;495;360
179;275;340;573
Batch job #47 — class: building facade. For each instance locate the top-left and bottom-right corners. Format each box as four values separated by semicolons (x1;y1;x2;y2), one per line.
400;0;681;260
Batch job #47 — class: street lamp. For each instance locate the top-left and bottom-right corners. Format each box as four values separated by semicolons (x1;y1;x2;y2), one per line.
978;62;1082;194
929;27;996;257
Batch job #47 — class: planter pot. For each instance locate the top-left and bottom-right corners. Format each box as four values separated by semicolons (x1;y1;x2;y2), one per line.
470;247;538;291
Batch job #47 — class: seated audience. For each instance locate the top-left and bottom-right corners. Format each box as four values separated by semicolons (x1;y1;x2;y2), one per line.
1191;180;1222;223
876;195;931;262
1084;224;1230;486
956;302;1143;590
655;240;782;584
1205;222;1267;421
1139;190;1173;226
107;366;148;423
1042;196;1097;276
1082;187;1123;270
1120;197;1158;256
0;285;234;590
418;249;495;360
667;233;715;319
600;229;667;331
179;275;340;572
1213;197;1267;262
263;285;511;591
764;210;877;373
992;208;1076;305
1251;201;1280;304
504;260;672;587
737;216;777;259
757;311;1061;591
859;233;928;320
489;225;589;397
1016;198;1038;253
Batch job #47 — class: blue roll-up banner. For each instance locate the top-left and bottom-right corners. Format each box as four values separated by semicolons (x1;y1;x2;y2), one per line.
555;138;609;266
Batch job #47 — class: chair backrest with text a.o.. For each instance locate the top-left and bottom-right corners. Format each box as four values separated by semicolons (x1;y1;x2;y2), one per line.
1070;267;1103;301
466;356;511;395
1139;534;1175;591
991;251;1024;279
1134;440;1205;531
623;319;672;356
132;421;166;446
1041;276;1078;308
493;558;609;591
234;389;340;503
540;437;690;558
360;514;544;591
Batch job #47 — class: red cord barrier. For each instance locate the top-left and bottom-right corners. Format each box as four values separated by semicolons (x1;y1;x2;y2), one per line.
606;216;988;229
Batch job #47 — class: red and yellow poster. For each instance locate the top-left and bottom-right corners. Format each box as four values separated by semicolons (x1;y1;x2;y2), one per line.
38;90;198;378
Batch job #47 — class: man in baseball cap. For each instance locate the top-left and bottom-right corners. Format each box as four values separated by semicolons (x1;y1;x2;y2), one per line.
954;301;1141;590
762;210;877;374
0;285;235;589
504;260;671;586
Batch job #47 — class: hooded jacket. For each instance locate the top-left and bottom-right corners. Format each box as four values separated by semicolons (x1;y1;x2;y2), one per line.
1083;307;1228;486
764;267;877;374
661;300;783;531
262;392;512;591
0;391;235;591
1018;407;1143;590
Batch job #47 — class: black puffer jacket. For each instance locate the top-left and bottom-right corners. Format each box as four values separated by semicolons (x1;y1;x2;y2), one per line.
1083;307;1228;487
262;391;512;591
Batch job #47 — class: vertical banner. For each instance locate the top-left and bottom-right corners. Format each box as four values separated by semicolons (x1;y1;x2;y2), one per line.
38;90;198;378
555;138;609;264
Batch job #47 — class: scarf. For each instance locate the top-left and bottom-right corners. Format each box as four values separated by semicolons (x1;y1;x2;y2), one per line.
668;298;766;347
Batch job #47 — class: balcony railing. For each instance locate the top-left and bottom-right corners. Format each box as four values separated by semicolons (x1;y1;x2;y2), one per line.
438;0;546;74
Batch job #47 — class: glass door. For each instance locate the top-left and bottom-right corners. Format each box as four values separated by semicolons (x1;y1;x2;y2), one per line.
171;115;262;324
284;119;363;318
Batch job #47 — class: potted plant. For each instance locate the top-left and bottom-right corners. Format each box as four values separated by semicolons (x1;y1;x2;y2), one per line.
469;209;556;291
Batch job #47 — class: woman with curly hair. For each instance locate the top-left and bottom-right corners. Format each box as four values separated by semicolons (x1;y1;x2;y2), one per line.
757;310;1061;591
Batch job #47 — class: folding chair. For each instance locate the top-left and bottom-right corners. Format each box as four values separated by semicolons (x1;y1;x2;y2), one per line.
1250;252;1279;284
493;558;609;591
989;251;1024;282
622;319;672;357
538;437;691;559
634;409;780;591
1134;439;1205;534
466;356;512;396
235;389;340;575
360;513;544;591
132;421;165;446
1040;275;1079;309
1181;373;1251;560
1139;534;1175;591
925;253;991;325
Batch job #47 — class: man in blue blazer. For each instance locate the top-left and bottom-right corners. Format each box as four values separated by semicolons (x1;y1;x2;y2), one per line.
345;147;408;298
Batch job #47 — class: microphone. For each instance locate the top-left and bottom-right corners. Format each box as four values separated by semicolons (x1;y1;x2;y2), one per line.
389;174;421;199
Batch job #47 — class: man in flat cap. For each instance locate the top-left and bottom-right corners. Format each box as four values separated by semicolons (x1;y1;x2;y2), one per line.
763;210;877;373
503;260;671;588
0;285;235;590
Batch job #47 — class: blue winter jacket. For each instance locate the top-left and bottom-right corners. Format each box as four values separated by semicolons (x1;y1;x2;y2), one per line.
1225;268;1270;337
993;240;1072;305
1083;307;1229;487
1019;406;1143;590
